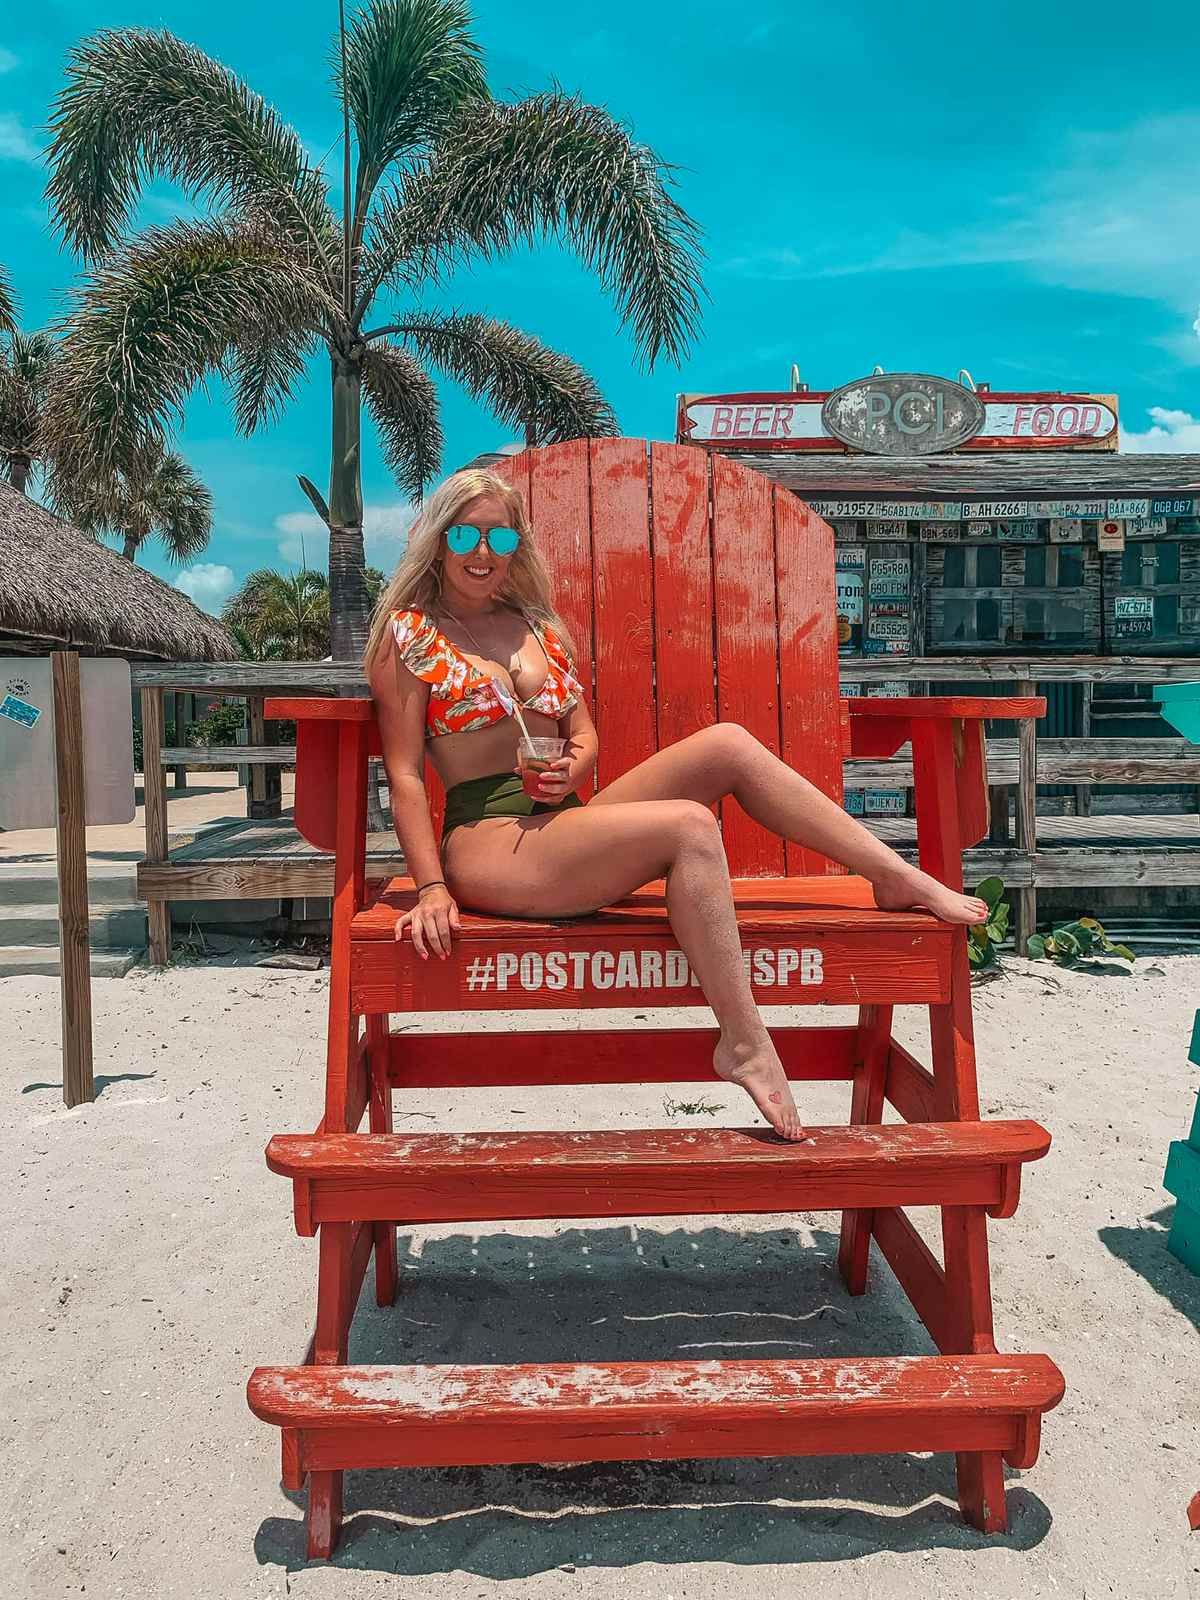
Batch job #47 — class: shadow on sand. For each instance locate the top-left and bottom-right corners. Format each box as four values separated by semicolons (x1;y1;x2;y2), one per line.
252;1222;1054;1576
1099;1204;1200;1332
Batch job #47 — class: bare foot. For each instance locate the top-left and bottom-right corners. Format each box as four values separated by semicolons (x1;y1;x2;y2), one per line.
872;864;988;925
714;1035;806;1141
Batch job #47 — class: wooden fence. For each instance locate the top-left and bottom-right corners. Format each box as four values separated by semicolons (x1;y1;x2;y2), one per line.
132;655;1200;960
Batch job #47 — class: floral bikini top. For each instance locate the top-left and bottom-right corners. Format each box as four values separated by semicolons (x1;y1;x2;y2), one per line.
391;607;584;739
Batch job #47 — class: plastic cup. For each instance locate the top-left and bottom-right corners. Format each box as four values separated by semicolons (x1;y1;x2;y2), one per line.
517;735;566;798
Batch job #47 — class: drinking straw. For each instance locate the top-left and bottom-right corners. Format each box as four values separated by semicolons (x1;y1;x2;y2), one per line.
491;676;538;759
510;698;539;760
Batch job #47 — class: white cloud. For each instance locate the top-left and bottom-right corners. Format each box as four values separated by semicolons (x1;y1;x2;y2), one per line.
174;562;236;613
1121;408;1200;454
0;49;18;74
0;112;38;163
719;114;1200;332
274;501;414;570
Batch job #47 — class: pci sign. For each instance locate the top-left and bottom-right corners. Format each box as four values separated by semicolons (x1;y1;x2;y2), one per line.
677;384;1120;452
823;373;985;455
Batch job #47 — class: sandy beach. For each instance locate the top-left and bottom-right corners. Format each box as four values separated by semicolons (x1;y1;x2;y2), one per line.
5;951;1200;1599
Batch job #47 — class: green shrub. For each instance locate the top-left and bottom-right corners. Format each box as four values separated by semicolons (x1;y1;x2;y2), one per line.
967;877;1010;971
187;700;246;747
1027;918;1134;968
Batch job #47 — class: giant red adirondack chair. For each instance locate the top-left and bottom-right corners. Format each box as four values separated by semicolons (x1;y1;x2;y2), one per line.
248;438;1064;1560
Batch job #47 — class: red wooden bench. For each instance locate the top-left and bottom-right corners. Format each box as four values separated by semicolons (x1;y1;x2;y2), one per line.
248;437;1063;1559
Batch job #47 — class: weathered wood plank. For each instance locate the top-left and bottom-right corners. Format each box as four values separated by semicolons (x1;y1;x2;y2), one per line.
53;653;94;1107
158;745;297;765
265;1121;1051;1226
140;687;171;965
248;1353;1065;1473
128;656;1200;691
1015;679;1038;952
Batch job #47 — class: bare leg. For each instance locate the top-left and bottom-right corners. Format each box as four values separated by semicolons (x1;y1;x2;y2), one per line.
592;724;987;924
444;801;805;1139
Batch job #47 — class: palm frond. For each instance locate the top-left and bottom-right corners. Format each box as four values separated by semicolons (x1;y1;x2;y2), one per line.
366;91;706;369
0;331;59;476
230;322;319;435
46;219;333;489
340;0;488;236
52;439;213;565
0;261;17;338
46;27;338;277
386;311;617;446
361;340;443;496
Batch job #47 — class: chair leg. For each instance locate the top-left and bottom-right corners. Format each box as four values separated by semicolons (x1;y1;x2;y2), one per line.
315;1222;356;1365
306;1469;344;1559
281;1428;305;1492
941;1203;1007;1533
837;1005;893;1295
366;1016;398;1306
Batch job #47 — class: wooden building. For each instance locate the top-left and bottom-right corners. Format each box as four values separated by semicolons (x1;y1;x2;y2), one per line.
678;375;1200;825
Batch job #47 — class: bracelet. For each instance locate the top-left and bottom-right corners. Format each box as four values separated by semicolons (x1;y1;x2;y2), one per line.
415;879;446;896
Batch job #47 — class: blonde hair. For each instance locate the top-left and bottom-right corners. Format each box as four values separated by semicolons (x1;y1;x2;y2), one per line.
363;467;576;668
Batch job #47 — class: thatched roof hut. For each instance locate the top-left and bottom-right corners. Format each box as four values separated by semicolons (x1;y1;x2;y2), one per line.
0;480;235;660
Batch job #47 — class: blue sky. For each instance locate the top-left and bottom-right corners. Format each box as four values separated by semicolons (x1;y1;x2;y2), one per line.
2;1;1199;613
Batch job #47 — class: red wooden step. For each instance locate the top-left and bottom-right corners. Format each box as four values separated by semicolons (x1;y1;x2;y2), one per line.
248;1353;1065;1473
267;1121;1050;1234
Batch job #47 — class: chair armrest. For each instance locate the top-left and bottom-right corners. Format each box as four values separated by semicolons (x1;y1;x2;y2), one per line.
265;696;375;722
846;696;1045;722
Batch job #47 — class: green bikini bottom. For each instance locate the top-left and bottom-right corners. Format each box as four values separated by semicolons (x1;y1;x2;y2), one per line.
441;771;584;848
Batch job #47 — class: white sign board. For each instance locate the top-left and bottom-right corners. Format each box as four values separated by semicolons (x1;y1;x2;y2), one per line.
0;658;135;830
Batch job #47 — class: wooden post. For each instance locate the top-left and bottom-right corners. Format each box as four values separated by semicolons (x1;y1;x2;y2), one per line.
1015;678;1037;953
247;696;282;820
987;785;1011;844
1075;679;1093;817
52;652;94;1107
141;687;171;967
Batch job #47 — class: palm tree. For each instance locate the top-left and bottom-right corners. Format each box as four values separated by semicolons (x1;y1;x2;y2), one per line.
223;567;332;659
0;262;16;339
0;328;57;496
57;440;213;563
44;1;705;659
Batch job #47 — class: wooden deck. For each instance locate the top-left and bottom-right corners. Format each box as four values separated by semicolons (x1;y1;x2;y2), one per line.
136;806;1200;903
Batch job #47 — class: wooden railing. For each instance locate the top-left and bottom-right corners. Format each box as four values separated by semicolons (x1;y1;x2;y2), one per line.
132;656;1200;959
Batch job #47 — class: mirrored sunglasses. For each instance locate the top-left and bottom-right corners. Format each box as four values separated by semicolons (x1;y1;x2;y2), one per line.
446;523;521;558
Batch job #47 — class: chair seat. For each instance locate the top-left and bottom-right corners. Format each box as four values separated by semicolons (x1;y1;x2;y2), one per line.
349;876;956;1012
248;1352;1065;1472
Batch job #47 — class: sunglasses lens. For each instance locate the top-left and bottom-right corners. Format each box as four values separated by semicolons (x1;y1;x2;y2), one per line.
446;525;480;554
487;526;520;556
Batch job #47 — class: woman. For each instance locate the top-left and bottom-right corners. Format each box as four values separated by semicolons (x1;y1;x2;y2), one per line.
365;468;987;1142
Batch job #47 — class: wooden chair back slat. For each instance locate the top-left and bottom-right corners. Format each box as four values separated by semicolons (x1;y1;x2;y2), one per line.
711;453;787;876
588;439;657;791
775;487;845;876
648;442;718;749
356;438;841;876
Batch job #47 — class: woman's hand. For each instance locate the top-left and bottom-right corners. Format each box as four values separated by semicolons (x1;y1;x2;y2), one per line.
395;884;462;960
527;756;575;806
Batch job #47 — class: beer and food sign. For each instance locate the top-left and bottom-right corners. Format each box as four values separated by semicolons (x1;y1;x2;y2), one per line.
677;374;1119;454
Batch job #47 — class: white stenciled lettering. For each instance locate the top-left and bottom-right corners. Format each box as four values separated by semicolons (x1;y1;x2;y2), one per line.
639;950;663;986
753;947;775;985
519;952;543;990
495;953;519;991
544;951;567;991
592;950;615;989
801;949;824;985
776;948;801;984
615;950;639;988
570;951;589;987
665;950;689;988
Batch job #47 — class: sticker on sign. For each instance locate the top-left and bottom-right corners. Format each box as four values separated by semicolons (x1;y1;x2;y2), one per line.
0;694;40;729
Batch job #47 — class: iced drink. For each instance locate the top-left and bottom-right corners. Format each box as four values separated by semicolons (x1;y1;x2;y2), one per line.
517;736;566;799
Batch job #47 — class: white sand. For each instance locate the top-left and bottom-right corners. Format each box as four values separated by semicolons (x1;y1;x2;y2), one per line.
4;954;1200;1598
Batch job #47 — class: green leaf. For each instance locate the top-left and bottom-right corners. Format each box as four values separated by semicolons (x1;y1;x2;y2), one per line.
974;876;1005;910
990;902;1011;937
1026;934;1046;958
1077;916;1102;931
297;475;330;524
1109;943;1136;962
